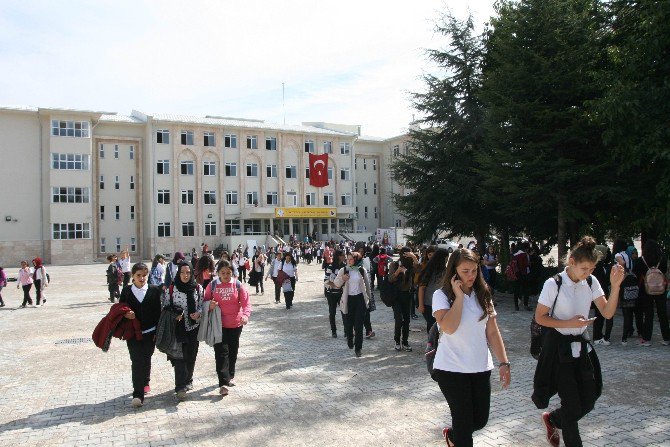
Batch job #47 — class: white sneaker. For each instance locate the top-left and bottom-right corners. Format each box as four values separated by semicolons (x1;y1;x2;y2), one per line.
640;340;652;347
594;339;610;346
131;397;143;407
621;340;628;346
662;340;670;346
394;343;401;351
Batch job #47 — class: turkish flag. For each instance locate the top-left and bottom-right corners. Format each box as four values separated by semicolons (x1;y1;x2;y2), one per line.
309;153;329;187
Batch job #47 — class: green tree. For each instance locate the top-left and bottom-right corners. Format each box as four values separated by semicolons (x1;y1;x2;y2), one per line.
392;13;493;250
480;0;614;264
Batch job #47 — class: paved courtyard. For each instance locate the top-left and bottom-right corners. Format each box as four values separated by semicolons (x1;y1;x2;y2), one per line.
0;260;668;446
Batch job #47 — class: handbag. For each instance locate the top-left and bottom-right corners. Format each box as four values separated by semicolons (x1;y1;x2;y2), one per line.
282;279;293;293
155;286;184;359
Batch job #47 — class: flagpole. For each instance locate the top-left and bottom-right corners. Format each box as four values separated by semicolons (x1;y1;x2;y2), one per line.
282;82;285;125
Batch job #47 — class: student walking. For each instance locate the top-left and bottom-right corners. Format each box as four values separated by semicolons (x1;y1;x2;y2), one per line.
482;246;498;296
334;252;372;357
149;255;166;287
250;249;266;295
0;266;7;307
119;249;132;288
512;242;532;311
32;257;48;306
356;245;376;339
204;260;252;396
17;261;34;307
632;239;669;346
162;262;203;400
119;263;162;407
280;252;299;309
194;255;215;289
533;237;624;447
389;247;419;351
266;251;284;304
418;248;449;333
164;252;185;289
432;248;511;447
106;254;121;302
324;249;346;338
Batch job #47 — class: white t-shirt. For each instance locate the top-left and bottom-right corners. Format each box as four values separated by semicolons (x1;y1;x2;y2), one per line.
538;269;605;357
432;289;495;373
281;262;297;278
347;267;363;296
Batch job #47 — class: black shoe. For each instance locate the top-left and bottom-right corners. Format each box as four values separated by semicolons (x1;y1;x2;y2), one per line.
355;350;362;357
347;339;354;349
514;306;520;311
411;314;418;320
332;332;338;338
0;303;5;307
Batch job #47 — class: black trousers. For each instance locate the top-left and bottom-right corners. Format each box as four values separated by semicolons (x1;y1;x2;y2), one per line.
34;279;43;305
513;277;530;308
123;272;131;288
214;326;243;387
284;277;296;309
364;308;372;334
622;307;635;342
393;291;412;345
640;295;670;342
126;334;156;400
238;266;246;281
549;359;598;447
170;329;200;392
343;294;366;351
21;284;33;306
326;291;342;334
273;279;281;303
255;268;265;294
592;306;613;341
422;304;435;333
108;284;119;301
435;369;491;447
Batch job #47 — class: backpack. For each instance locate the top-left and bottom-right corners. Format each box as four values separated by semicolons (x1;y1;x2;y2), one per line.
149;266;162;285
377;254;389;277
505;258;519;281
425;322;440;381
642;257;667;296
530;274;593;360
620;272;639;308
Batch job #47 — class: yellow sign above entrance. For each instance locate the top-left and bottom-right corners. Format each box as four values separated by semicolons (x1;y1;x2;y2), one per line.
274;207;337;218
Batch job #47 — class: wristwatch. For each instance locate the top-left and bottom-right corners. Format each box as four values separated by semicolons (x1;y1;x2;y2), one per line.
499;362;511;368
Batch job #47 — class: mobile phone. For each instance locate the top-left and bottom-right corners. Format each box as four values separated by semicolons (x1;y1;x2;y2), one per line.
587;317;597;322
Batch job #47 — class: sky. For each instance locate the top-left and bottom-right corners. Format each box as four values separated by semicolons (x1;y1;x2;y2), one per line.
0;0;495;137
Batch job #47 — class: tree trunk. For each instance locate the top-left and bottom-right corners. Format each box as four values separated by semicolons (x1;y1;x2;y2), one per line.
557;195;567;268
475;227;487;257
500;227;511;269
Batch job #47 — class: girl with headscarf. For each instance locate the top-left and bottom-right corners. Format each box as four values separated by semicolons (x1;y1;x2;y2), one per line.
163;261;203;400
32;257;48;306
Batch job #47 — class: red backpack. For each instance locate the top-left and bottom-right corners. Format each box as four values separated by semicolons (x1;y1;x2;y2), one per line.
377;254;389;277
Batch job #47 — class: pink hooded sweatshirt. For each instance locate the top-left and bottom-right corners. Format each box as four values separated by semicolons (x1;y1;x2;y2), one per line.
203;279;252;329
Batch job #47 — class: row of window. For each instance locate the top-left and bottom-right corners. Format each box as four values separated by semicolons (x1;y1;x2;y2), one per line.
354;158;377;171
52;187;90;203
98;175;134;190
100;237;136;253
52;153;90;170
51;120;90;138
100;205;135;221
156;221;218;238
355;182;378;195
355;206;379;220
52;223;90;239
99;144;134;160
156;160;347;180
156;190;351;206
155;129;351;154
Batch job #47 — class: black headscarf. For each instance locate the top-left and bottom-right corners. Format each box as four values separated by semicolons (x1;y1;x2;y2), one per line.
173;261;197;319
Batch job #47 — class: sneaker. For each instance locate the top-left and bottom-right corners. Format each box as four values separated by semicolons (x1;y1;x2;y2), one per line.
347;339;354;349
640;340;652;347
366;331;376;339
176;389;187;400
228;378;236;387
411;314;419;320
185;382;193;391
402;344;412;352
541;412;560;447
20;304;26;308
355;350;362;357
594;338;610;346
621;340;628;346
42;299;46;305
332;332;338;338
442;427;454;447
144;385;151;395
662;340;670;346
0;303;5;307
394;343;401;352
219;386;229;396
131;397;143;408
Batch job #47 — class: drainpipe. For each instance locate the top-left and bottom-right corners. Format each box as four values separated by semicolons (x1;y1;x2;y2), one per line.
38;111;45;260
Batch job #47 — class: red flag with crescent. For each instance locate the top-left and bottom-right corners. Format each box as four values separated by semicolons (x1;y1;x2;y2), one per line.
309;153;329;187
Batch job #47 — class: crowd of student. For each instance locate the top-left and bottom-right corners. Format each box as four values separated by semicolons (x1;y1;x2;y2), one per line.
0;257;50;308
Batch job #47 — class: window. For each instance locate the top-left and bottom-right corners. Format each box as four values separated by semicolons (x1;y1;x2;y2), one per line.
364;206;368;219
158;189;171;204
99;175;104;190
305;168;310;179
52;187;90;203
99;144;105;159
323;141;332;154
204;190;217;205
285;165;297;179
225;219;241;235
374;207;378;218
354;159;357;170
205;221;217;236
246;163;258;177
130;237;136;252
393;145;400;157
114;145;119;159
52;223;90;239
51;120;89;138
130;176;135;190
203;161;216;176
180;130;194;145
157;160;170;174
363;159;367;170
395;219;402;227
341;193;352;206
182;222;195;236
266;164;277;178
340;142;350;155
181;190;194;204
129;146;134;160
100;206;105;220
324;193;334;206
157;222;171;237
355;182;358;194
373;159;377;170
364;182;367;194
327;167;333;180
373;183;377;195
116;238;122;252
304;140;315;153
306;192;316;205
340;168;350;180
266;192;278;205
204;132;216;147
224;134;237;148
114;176;120;190
243;220;262;235
225;191;238;205
180;161;194;175
51;153;90;170
286;191;297;206
157;129;170;144
130;205;135;220
225;162;237;177
246;191;258;205
115;205;120;220
246;135;258;149
266;137;276;150
100;237;106;253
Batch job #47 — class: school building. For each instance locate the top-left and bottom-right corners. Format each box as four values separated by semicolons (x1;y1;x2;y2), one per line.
0;105;410;264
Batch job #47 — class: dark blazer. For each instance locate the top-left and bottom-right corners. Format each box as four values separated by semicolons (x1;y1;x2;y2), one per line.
118;285;162;334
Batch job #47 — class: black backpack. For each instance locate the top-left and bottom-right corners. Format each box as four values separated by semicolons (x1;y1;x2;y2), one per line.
425;322;440;381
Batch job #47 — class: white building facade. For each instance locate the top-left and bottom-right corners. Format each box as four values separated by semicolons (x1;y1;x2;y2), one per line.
0;106;408;265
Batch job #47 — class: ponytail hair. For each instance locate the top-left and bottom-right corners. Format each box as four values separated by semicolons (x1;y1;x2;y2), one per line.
569;236;602;264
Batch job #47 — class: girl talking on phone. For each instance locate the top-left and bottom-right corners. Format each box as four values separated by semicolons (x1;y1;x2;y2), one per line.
533;236;624;447
432;248;510;447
